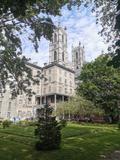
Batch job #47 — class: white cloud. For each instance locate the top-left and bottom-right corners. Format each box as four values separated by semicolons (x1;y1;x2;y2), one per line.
23;37;49;66
23;5;109;66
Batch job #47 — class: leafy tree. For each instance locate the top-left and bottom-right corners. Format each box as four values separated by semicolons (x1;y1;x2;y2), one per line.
108;0;120;68
71;0;120;67
77;0;120;67
35;104;61;150
0;0;81;95
77;55;120;122
92;0;120;68
56;96;104;120
0;0;119;96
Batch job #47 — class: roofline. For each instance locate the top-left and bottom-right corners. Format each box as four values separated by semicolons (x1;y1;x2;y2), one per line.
26;62;75;73
26;62;42;70
43;62;75;73
36;93;70;97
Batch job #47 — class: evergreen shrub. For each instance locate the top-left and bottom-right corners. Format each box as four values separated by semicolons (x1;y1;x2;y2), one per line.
35;104;61;150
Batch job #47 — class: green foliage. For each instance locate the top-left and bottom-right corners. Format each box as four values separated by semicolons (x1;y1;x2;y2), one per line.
56;96;104;120
0;0;78;95
118;123;120;130
0;120;3;126
2;120;12;129
35;104;61;150
17;120;36;127
0;123;120;160
0;0;119;95
118;121;120;130
60;120;67;128
107;1;120;68
88;0;120;68
77;55;120;122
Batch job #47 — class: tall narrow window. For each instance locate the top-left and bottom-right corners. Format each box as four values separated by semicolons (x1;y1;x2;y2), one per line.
54;33;57;42
8;102;11;112
59;77;62;82
54;51;57;61
44;88;46;94
18;110;22;117
62;52;64;61
59;87;62;93
76;52;78;59
49;76;51;82
49;69;51;74
28;98;32;104
62;35;64;42
49;86;51;92
7;102;11;119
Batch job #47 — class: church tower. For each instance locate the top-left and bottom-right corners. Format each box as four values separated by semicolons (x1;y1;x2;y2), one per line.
72;42;85;77
49;26;68;66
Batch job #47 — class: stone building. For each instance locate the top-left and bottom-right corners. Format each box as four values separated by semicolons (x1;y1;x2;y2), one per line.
72;42;85;78
0;86;17;120
49;26;68;66
0;63;43;120
36;63;75;111
0;26;85;120
72;42;85;87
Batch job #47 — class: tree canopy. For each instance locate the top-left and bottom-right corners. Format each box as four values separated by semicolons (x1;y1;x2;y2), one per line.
0;0;77;96
0;0;119;96
56;96;104;120
77;55;120;122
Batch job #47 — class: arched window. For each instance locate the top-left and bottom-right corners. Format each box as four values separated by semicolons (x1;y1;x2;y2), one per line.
76;52;78;59
54;33;57;42
62;52;64;61
54;51;57;61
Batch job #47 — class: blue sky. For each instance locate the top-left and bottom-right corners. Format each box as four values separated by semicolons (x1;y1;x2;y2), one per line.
23;5;109;66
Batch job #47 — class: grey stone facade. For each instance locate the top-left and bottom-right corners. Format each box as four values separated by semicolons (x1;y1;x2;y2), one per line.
72;42;85;78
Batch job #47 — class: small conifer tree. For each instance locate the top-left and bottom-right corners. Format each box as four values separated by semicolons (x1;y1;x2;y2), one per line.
35;104;61;150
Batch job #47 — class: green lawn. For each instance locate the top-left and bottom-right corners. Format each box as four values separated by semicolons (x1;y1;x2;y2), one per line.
0;123;120;160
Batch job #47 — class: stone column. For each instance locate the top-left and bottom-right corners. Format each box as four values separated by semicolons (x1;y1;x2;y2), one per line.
44;96;47;104
62;95;64;102
62;95;65;119
54;94;57;111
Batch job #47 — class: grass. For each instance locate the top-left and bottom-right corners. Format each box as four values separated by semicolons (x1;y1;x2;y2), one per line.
0;123;120;160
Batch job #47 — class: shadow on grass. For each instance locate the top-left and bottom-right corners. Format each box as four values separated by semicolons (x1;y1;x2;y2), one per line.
0;124;120;160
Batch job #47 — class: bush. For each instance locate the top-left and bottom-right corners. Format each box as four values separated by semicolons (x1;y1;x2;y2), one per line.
17;120;22;126
2;120;12;128
118;121;120;130
0;120;3;126
35;104;61;150
27;121;37;126
17;120;37;127
60;120;67;128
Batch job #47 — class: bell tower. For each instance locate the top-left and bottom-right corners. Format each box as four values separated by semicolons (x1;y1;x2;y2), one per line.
49;26;68;66
72;42;85;77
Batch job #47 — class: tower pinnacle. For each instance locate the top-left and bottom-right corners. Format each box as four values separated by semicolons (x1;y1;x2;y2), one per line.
49;26;68;66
